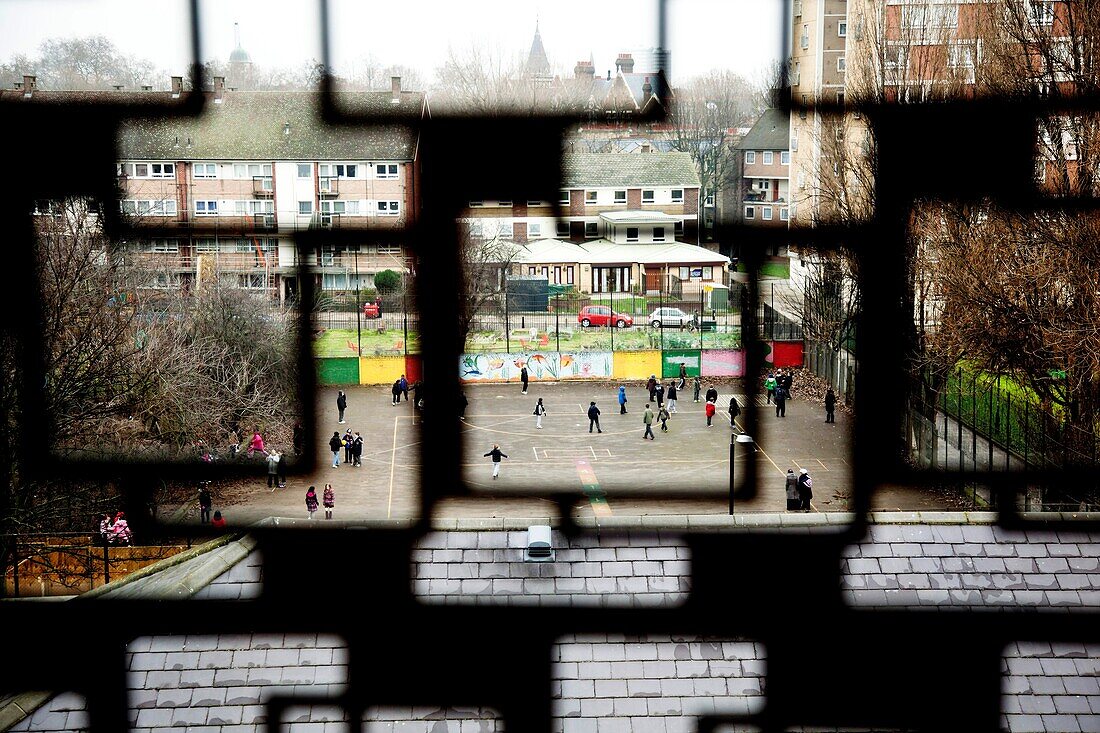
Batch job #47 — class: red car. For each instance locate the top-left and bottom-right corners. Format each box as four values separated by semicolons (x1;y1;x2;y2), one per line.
577;305;633;328
362;303;381;318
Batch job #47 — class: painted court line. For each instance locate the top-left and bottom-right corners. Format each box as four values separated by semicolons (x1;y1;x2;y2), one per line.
575;459;612;517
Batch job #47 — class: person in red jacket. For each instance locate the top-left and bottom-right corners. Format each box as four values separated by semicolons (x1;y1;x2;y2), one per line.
705;400;716;427
211;510;227;528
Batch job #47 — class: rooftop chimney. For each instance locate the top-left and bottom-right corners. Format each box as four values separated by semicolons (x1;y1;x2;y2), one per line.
22;74;35;98
141;84;153;91
283;121;291;136
642;76;653;97
391;76;401;104
213;75;225;103
111;84;124;91
574;59;595;80
615;53;634;74
170;76;183;98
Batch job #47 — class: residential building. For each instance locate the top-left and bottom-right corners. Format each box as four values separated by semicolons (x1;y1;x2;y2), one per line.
733;109;791;244
5;75;425;301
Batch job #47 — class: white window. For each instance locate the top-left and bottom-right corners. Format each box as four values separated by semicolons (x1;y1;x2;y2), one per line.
801;24;809;49
780;208;789;221
653;226;666;242
297;164;312;178
298;201;313;215
613;190;627;203
248;200;274;214
902;4;957;28
626;227;639;242
1027;0;1055;25
556;221;569;237
703;267;713;279
671;189;684;203
642;190;655;203
193;163;217;178
762;207;773;221
239;273;266;289
838;20;847;36
679;267;690;280
948;45;976;69
781;151;790;165
529;222;542;237
559;190;570;204
791;136;799;152
585;191;598;204
143;239;179;253
195;200;218;215
885;46;905;69
233;163;272;179
377;201;400;216
320;200;360;215
194;238;218;252
745;151;756;164
744;206;755;219
498;200;512;207
375;164;399;179
758;180;771;190
526;200;542;206
763;151;774;165
124;162;175;178
566;266;575;284
319;163;357;178
469;201;484;207
838;57;846;72
585;222;598;237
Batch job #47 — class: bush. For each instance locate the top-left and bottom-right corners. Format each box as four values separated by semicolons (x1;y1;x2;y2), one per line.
374;270;401;293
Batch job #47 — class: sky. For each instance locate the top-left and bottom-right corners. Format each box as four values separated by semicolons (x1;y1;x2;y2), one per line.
0;0;786;87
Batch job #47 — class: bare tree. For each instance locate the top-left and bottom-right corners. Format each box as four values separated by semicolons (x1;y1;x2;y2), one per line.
0;36;158;90
457;225;519;347
430;44;530;113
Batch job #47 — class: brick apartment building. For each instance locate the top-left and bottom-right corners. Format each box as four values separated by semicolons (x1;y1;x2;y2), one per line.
734;109;791;238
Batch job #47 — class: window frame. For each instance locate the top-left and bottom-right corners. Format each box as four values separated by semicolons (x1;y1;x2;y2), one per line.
745;151;756;164
671;189;684;203
763;151;774;165
641;190;655;204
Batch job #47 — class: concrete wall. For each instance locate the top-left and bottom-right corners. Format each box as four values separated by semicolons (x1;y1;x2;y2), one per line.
613;350;661;381
359;356;404;385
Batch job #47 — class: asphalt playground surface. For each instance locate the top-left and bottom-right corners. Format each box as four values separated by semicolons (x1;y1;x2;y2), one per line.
206;379;955;526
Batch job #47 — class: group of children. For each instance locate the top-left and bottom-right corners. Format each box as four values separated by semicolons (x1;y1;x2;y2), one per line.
329;429;364;468
304;484;336;519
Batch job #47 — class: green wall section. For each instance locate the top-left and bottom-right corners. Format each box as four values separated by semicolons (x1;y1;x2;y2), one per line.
316;357;360;385
662;349;701;378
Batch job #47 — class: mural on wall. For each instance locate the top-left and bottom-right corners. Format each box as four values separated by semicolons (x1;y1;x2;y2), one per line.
700;349;745;377
459;352;613;382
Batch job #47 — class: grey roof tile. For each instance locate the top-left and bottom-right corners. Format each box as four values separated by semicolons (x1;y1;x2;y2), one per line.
562;153;700;188
1041;714;1082;732
1006;714;1046;732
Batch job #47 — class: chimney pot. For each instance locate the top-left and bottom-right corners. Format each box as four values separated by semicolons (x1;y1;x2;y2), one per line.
391;76;401;103
22;74;35;97
170;76;183;97
213;75;225;103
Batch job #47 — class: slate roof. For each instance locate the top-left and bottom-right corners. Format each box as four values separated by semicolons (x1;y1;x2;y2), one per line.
117;91;424;161
562;153;700;188
512;239;730;267
737;109;789;152
6;514;1100;733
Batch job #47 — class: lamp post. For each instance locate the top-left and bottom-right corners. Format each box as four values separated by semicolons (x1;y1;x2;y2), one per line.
353;247;361;356
729;433;755;514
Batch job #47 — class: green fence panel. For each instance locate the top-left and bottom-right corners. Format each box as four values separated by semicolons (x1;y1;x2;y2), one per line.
316;357;360;385
662;349;701;378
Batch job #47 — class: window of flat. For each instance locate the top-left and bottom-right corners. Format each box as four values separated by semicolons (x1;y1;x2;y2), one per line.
233;163;272;178
762;207;773;221
377;201;400;215
839;19;847;36
297;164;311;178
642;190;654;203
781;151;790;165
626;227;639;242
780;208;789;221
320;163;357;178
585;222;598;238
674;221;684;236
196;200;218;215
671;189;684;203
585;191;597;204
838;57;846;72
745;206;755;219
298;201;313;215
763;151;774;165
613;190;627;203
120;162;174;178
529;222;542;237
375;163;399;178
559;190;570;204
193;163;217;178
556;221;569;237
653;227;665;242
745;151;756;164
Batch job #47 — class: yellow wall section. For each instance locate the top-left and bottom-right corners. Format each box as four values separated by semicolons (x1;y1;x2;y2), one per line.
612;351;661;381
359;356;405;385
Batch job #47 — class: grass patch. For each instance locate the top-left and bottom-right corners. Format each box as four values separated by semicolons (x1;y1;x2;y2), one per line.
313;328;417;357
737;261;790;279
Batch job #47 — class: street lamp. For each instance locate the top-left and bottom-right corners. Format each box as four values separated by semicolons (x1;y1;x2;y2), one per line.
729;432;755;514
353;246;361;356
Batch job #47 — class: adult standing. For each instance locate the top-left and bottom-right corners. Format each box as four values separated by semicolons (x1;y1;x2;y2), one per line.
323;483;335;520
484;444;508;479
825;387;836;423
642;404;655;440
693;376;702;403
198;484;212;523
678;363;687;391
797;468;813;510
329;431;342;468
520;366;529;395
782;370;794;399
534;398;546;429
647;375;658;401
617;385;628;414
266;449;281;489
775;384;787;418
305;486;319;519
784;469;800;510
390;379;402;406
337;391;347;423
667;382;678;413
587;401;602;433
705;386;718;404
412;381;422;411
654;382;665;409
399;374;409;402
352;432;363;466
729;396;741;429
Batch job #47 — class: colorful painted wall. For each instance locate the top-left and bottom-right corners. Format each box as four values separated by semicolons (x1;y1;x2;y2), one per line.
701;349;745;377
316;357;360;385
770;341;805;368
613;351;661;381
459;352;613;382
359;356;405;385
662;350;701;378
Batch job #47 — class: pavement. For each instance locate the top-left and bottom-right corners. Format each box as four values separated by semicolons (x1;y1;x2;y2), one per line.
195;380;955;526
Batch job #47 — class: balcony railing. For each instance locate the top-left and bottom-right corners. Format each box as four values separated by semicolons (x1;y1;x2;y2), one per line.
319;177;339;196
128;250;281;271
252;176;274;196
